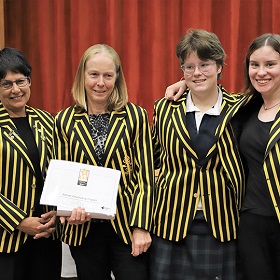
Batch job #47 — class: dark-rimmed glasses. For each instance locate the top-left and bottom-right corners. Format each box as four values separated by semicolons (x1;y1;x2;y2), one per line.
0;77;30;90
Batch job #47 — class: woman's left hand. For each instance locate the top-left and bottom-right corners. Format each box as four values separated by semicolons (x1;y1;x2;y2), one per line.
131;228;152;257
60;207;91;225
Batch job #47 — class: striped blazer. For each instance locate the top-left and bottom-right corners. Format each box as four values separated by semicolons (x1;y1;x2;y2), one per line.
0;103;58;253
235;94;280;222
151;85;250;242
52;102;154;246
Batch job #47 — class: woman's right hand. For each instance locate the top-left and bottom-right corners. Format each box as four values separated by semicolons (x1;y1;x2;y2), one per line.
16;216;55;238
165;80;186;101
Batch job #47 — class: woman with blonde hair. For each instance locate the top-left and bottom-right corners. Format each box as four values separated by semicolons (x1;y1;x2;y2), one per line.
53;44;154;280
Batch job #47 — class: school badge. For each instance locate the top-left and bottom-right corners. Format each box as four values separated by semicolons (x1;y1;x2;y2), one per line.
77;168;90;186
123;155;132;175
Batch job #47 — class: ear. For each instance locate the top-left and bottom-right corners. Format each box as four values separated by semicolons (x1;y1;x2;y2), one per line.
217;65;222;74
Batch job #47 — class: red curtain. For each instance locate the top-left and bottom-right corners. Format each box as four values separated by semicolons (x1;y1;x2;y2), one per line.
4;0;280;122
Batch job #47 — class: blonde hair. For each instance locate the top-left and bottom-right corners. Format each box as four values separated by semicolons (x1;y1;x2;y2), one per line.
72;44;128;112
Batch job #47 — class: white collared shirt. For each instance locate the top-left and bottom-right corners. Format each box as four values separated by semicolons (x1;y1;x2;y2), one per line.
186;87;223;132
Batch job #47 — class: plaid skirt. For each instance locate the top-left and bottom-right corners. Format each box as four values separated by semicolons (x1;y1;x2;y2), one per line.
150;234;239;280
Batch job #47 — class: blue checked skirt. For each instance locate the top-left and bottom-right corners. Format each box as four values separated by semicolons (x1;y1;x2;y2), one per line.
150;233;240;280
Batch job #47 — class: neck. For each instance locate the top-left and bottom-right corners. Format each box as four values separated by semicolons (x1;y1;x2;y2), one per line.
87;105;109;115
191;89;219;113
262;93;280;111
6;108;26;118
263;101;280;111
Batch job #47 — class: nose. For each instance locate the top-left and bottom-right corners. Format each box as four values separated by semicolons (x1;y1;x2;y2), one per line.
257;65;267;75
11;82;21;92
193;66;202;75
97;76;105;86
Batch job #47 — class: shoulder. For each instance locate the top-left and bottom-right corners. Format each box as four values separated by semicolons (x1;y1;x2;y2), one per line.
55;106;76;119
124;102;147;115
27;105;53;117
26;106;54;122
235;94;261;116
153;97;168;110
154;91;188;115
219;85;243;104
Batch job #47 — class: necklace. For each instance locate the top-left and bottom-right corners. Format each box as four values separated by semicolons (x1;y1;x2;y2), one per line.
263;101;280;110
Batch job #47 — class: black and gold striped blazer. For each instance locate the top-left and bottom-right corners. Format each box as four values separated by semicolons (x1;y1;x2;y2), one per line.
52;102;154;246
151;85;250;242
0;103;58;253
263;114;280;222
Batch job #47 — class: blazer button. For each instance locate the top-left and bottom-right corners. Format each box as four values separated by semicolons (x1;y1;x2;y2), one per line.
31;184;36;189
193;193;198;198
31;207;35;211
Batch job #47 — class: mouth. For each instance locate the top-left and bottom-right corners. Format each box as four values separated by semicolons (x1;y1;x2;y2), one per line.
10;93;25;100
193;79;206;83
94;89;107;93
256;79;271;85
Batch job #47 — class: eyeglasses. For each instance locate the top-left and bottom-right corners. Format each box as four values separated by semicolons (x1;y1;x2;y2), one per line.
181;61;216;75
0;77;30;90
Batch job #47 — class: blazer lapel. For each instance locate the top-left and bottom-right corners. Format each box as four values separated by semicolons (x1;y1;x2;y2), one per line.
73;112;99;165
103;109;126;167
0;105;34;173
265;110;280;158
171;93;198;159
27;110;49;174
207;93;254;162
215;93;253;138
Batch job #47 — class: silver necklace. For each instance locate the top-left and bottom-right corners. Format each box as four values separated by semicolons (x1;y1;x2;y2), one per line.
263;101;280;110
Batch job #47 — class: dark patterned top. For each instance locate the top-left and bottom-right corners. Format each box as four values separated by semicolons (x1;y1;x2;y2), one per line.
89;113;110;165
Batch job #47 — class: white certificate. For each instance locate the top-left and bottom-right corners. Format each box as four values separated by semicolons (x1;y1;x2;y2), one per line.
40;159;121;219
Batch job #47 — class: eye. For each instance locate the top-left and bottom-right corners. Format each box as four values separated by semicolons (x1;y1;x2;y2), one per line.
185;65;194;70
17;79;26;86
266;62;277;68
1;81;12;87
249;62;259;69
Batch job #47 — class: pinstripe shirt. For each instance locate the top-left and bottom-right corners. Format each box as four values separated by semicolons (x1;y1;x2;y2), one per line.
0;103;59;253
52;102;154;246
152;85;248;242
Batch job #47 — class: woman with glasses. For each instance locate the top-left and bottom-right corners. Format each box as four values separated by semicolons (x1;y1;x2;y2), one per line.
150;29;246;280
0;47;61;280
165;33;280;280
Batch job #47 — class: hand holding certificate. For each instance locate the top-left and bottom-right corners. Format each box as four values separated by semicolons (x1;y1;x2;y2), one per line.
40;160;121;219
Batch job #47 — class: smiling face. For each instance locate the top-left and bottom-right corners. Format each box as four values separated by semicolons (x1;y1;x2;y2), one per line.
84;53;117;113
249;46;280;98
183;52;221;97
0;71;31;117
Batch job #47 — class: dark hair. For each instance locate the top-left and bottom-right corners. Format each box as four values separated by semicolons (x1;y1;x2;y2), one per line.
0;47;32;79
243;33;280;95
176;29;226;79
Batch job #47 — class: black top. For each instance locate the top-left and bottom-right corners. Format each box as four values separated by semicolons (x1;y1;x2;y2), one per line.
239;107;276;216
12;116;43;215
